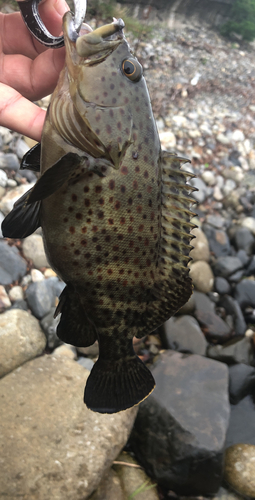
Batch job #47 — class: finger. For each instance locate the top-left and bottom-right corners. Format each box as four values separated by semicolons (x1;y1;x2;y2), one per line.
0;83;45;141
1;0;68;58
1;46;65;100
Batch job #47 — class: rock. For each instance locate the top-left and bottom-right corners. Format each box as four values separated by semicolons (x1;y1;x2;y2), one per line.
233;227;254;255
222;179;237;196
160;315;207;355
40;308;61;349
213;185;224;201
130;351;230;496
241;216;255;235
31;268;45;282
8;285;24;302
0;240;27;285
0;354;137;499
234;279;255;308
216;133;230;145
189;227;210;262
207;337;254;365
206;214;225;229
246;255;255;276
0;285;11;309
113;451;159;500
89;469;125;500
77;357;95;370
236;249;250;267
218;296;246;337
203;224;230;258
214;277;231;295
232;129;245;142
212;486;243;500
0;182;34;214
159;131;176;149
190;177;208;203
225;396;255;448
77;342;99;358
10;299;29;311
53;344;76;359
224;444;255;497
0;169;8;187
201;169;216;186
213;256;243;279
0;309;46;378
0;211;5;238
22;234;49;269
0;152;19;170
228;363;255;404
189;260;214;293
193;290;215;314
26;278;65;319
195;307;232;343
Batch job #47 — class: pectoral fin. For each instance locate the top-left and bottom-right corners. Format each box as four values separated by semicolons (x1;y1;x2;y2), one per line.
20;143;41;172
1;188;41;238
27;152;83;204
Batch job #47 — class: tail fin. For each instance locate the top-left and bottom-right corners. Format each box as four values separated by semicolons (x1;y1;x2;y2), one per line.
84;335;155;413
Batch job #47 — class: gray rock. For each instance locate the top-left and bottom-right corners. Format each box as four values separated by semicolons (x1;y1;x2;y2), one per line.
225;396;255;448
203;224;230;258
234;279;255;309
40;308;61;349
228;363;255;404
0;240;27;285
193;290;215;313
0;183;34;214
89;469;125;500
130;351;230;496
207;337;254;366
214;277;231;295
233;227;254;255
0;211;5;238
190;177;208;203
236;249;250;267
213;256;243;278
0;354;137;499
189;260;214;293
219;295;246;337
212;486;243;500
0;309;46;378
161;315;207;355
77;357;95;371
10;299;28;311
22;234;49;269
0;152;20;171
205;214;225;229
195;306;232;343
224;444;255;497
26;278;65;319
176;292;196;315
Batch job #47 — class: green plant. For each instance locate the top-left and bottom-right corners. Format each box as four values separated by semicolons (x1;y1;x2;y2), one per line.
128;480;157;499
220;0;255;41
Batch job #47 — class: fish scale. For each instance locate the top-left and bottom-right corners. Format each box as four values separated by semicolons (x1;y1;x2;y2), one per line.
2;13;196;414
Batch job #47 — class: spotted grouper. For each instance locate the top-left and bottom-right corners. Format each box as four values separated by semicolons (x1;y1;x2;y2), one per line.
2;13;196;413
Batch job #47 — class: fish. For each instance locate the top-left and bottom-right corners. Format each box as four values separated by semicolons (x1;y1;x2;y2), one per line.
2;12;196;413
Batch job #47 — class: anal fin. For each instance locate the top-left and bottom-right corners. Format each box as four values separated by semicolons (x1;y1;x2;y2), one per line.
1;188;41;238
55;286;97;347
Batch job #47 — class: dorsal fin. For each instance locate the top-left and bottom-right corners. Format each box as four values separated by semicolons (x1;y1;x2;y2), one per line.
20;143;41;172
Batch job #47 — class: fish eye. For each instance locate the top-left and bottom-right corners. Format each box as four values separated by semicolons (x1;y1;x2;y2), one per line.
121;58;142;82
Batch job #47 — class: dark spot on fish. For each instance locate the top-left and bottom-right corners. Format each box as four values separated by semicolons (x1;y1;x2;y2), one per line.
136;107;140;113
84;199;90;207
101;76;105;81
81;227;87;233
85;252;91;259
128;198;133;205
115;201;121;210
144;238;149;246
84;186;89;193
105;235;111;242
133;180;138;189
118;234;123;240
120;217;125;225
68;207;73;212
72;194;77;202
110;84;115;90
119;108;124;115
128;226;133;233
120;81;125;88
108;218;114;225
72;261;78;266
95;115;101;122
112;98;117;104
139;225;144;232
121;166;128;175
109;109;114;117
99;197;104;205
118;92;122;96
109;180;115;190
129;241;134;248
118;137;122;143
138;144;142;152
147;185;152;193
150;226;154;233
106;125;112;134
127;270;132;275
92;226;98;232
81;239;87;246
144;137;149;144
113;255;119;262
96;128;100;134
120;185;126;193
133;133;137;141
148;199;152;206
143;214;147;220
63;217;68;223
92;237;98;242
144;170;149;178
107;269;113;275
112;71;117;76
69;227;75;234
98;211;104;219
109;196;114;203
124;97;129;104
136;206;142;213
96;245;102;251
74;249;80;255
117;122;122;130
103;92;108;97
76;213;82;220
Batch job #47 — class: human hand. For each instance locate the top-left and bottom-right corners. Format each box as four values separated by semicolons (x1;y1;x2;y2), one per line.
0;0;68;142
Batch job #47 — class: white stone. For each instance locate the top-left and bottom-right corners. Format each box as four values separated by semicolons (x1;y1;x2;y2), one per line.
31;269;45;282
223;179;236;196
232;129;245;142
241;217;255;235
216;133;230;145
0;285;11;308
0;169;8;187
213;185;224;201
159;131;176;149
8;286;24;302
202;170;216;186
0;183;35;215
22;234;48;269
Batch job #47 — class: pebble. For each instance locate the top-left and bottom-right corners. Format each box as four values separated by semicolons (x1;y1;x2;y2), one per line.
0;285;11;309
159;130;176;148
203;224;231;257
189;260;214;293
31;269;45;282
228;363;255;404
213;256;243;278
241;216;255;235
22;234;49;269
0;240;27;285
233;227;254;255
234;279;255;309
0;183;35;215
26;280;56;319
201;169;216;186
207;337;253;365
214;277;231;295
161;315;207;355
0;169;8;187
77;357;95;370
40;308;61;349
8;285;24;302
224;444;255;497
189;227;210;262
53;344;76;360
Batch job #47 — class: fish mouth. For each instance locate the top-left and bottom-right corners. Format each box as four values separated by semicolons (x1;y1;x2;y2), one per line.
63;12;124;61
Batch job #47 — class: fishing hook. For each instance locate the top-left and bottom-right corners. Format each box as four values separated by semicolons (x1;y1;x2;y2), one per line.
17;0;87;47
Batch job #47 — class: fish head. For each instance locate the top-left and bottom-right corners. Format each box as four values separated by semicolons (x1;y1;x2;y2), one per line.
52;12;160;169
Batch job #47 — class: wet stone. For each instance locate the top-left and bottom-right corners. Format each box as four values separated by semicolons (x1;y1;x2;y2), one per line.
213;256;243;279
130;351;230;496
189;260;214;293
225;396;255;448
77;357;95;371
214;277;231;295
160;315;207;355
228;363;255;404
236;249;250;267
224;444;255;497
40;308;61;349
203;223;230;258
26;281;56;319
195;308;232;343
218;296;246;337
0;240;27;285
207;337;254;366
233;226;254;255
234;279;255;309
